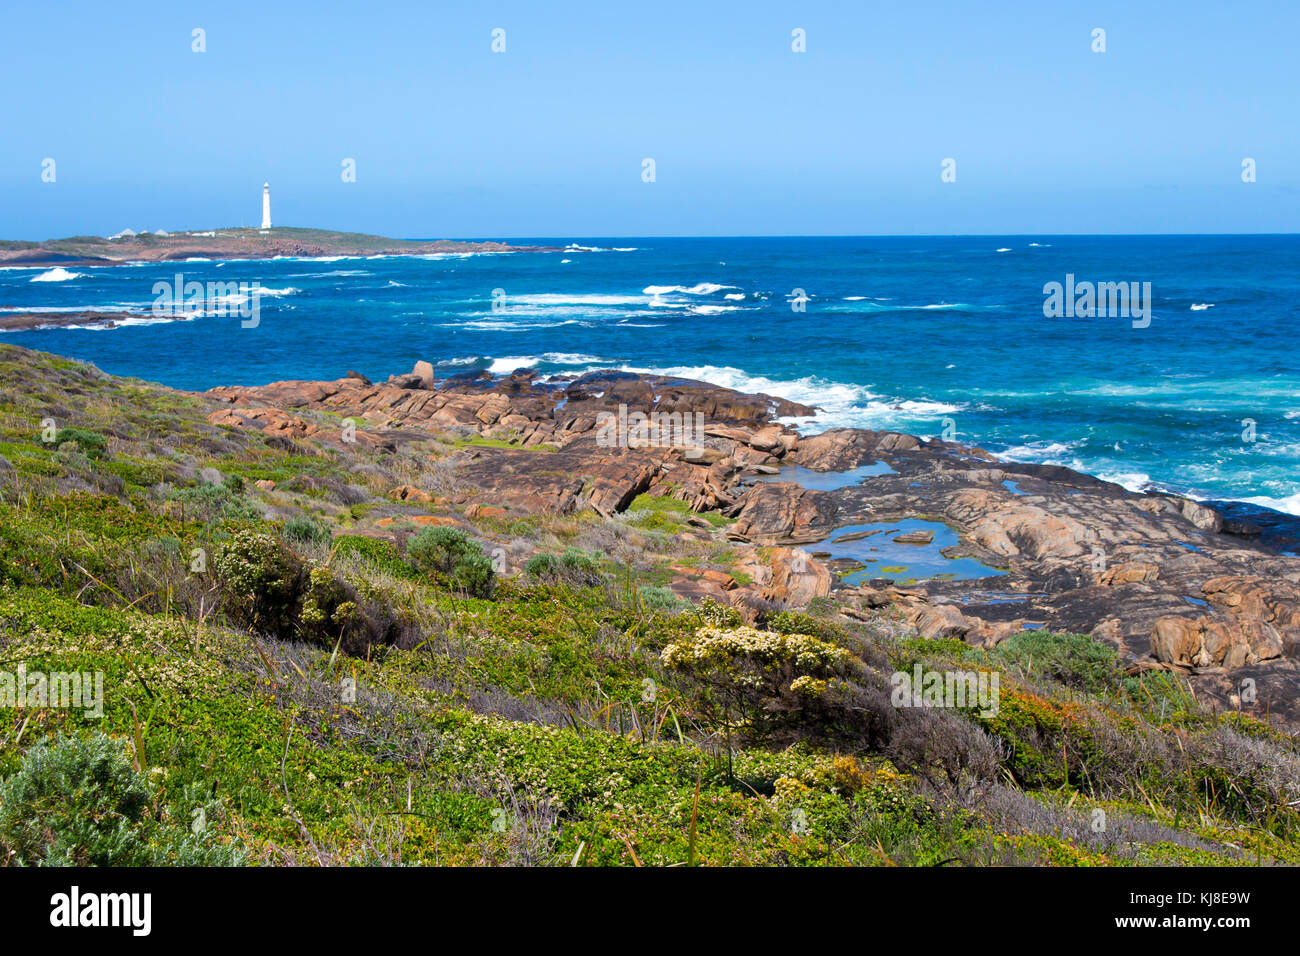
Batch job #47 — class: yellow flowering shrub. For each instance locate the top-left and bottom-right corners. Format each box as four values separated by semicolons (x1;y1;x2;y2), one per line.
662;624;888;748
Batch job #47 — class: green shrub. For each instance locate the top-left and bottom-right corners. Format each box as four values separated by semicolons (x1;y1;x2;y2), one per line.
693;596;744;629
52;445;92;472
407;526;478;574
334;535;418;578
284;513;331;547
45;427;107;460
450;552;497;598
300;566;365;637
214;530;304;639
522;549;603;587
637;585;687;612
558;547;605;586
769;610;845;643
992;630;1124;695
407;526;496;598
525;553;560;578
560;547;600;573
170;481;261;524
215;529;413;652
0;733;242;866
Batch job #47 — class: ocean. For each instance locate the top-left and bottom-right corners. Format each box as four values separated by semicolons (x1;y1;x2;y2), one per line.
3;235;1298;515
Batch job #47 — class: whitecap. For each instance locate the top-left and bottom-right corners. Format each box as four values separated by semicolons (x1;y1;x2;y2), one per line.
488;353;606;374
30;268;85;283
1237;492;1300;517
641;282;735;295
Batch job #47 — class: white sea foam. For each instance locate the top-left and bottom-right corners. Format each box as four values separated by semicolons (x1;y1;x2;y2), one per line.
1094;470;1156;493
510;293;647;306
77;314;186;331
30;268;85;283
488;353;605;374
563;244;637;253
289;269;370;278
998;440;1082;462
1190;303;1215;311
641;282;735;295
587;362;964;435
459;318;581;331
995;248;1012;253
416;251;516;260
1237;492;1300;516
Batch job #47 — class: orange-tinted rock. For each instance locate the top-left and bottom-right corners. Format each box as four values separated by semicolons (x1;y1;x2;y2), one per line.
389;484;432;503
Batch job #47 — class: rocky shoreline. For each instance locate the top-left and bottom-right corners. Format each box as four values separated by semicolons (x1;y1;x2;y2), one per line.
201;360;1300;725
0;227;550;268
0;310;158;332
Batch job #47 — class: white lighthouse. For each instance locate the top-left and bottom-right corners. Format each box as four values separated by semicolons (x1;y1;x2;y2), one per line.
260;182;272;230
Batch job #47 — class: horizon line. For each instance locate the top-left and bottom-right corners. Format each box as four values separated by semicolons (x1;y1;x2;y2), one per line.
13;228;1300;244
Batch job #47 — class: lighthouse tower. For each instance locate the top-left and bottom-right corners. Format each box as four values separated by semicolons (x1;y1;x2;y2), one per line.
260;183;272;230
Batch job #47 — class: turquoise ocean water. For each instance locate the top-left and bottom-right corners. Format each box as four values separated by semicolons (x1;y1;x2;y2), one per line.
4;235;1298;514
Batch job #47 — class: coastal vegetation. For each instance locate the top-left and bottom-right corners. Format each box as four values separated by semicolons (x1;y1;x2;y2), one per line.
1;343;1297;866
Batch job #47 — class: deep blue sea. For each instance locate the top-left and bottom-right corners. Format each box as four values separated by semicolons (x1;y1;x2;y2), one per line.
4;235;1298;514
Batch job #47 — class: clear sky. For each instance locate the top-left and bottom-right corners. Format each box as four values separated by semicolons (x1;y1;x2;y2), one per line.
2;0;1296;238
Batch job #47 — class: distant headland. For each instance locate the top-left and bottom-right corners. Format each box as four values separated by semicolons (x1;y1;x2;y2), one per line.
0;227;552;268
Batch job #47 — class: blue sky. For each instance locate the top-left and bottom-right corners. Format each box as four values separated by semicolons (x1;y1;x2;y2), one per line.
1;0;1296;238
